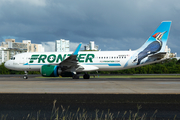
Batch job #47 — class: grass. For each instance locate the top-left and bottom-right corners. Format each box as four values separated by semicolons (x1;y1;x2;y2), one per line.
1;100;177;120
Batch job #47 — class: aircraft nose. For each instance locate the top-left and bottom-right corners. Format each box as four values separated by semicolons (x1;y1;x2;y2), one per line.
4;60;10;69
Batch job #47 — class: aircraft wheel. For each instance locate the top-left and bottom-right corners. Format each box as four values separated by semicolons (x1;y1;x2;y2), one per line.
23;75;28;79
83;74;90;79
72;74;79;79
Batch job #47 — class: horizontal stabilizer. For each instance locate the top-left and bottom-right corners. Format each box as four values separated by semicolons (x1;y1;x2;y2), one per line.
149;52;167;59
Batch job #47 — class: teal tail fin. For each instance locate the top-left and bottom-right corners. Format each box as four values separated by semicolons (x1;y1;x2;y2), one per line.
138;21;171;52
135;21;172;65
125;21;172;66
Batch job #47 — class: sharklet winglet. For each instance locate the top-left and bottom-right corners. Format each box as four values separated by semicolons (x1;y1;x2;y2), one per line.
73;43;82;55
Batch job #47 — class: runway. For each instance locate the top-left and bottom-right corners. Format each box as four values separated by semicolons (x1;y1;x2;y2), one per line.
0;75;180;94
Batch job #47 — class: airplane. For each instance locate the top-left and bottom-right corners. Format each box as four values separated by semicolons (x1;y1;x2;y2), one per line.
5;21;172;79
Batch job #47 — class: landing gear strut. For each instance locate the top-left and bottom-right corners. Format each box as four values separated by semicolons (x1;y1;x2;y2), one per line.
72;72;79;79
23;71;28;79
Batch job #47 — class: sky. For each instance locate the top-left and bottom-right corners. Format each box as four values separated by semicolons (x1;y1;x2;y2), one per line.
0;0;180;55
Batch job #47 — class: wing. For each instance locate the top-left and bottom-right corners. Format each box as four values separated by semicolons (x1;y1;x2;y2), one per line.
59;43;82;72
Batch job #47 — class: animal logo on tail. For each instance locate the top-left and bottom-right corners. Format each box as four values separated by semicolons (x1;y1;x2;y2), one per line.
152;31;167;41
134;31;167;65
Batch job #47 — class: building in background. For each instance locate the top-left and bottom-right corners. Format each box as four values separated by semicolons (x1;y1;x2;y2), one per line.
84;41;98;51
165;45;176;58
0;39;44;64
55;39;69;52
0;47;8;64
22;40;44;52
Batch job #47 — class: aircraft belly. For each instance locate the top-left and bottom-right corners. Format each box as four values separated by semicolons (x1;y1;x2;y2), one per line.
29;65;41;71
76;65;99;72
96;65;122;71
8;65;28;71
14;64;41;71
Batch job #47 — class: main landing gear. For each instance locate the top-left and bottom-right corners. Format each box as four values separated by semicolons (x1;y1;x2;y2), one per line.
23;71;28;79
72;74;79;79
72;73;90;79
83;73;90;79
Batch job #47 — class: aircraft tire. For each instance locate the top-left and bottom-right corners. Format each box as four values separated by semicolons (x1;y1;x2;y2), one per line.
23;75;28;79
72;75;79;79
83;74;90;79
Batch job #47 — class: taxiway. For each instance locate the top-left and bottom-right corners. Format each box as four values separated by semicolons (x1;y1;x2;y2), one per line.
0;75;180;94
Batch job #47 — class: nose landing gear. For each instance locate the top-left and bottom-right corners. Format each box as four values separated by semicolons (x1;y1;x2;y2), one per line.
23;71;28;79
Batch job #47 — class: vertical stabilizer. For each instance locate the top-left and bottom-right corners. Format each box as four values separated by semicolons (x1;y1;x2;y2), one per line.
135;21;172;65
138;21;171;53
125;21;172;66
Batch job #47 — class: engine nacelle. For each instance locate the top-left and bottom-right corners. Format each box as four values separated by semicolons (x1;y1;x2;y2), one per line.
40;65;74;77
40;65;61;77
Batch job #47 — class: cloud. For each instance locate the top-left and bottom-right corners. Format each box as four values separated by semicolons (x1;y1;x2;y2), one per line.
0;0;46;6
0;0;180;55
41;42;55;52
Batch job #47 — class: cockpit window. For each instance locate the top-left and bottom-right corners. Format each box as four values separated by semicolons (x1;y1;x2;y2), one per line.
10;57;15;60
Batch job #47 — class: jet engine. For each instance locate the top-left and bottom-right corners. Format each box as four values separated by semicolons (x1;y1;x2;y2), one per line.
40;65;61;77
40;65;74;77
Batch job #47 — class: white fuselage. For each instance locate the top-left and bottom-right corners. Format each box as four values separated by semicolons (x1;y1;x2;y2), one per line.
5;50;137;72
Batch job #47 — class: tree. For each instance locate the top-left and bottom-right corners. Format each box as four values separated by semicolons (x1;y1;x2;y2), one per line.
0;63;10;74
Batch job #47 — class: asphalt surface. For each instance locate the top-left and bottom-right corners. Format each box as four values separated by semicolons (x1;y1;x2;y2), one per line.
0;74;180;94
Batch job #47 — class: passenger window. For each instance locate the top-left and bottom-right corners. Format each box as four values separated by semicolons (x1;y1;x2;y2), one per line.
10;57;15;60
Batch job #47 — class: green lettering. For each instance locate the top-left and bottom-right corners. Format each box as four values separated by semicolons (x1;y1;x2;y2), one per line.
56;54;66;63
47;54;56;63
29;55;39;63
85;54;95;62
78;54;86;62
38;54;47;63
